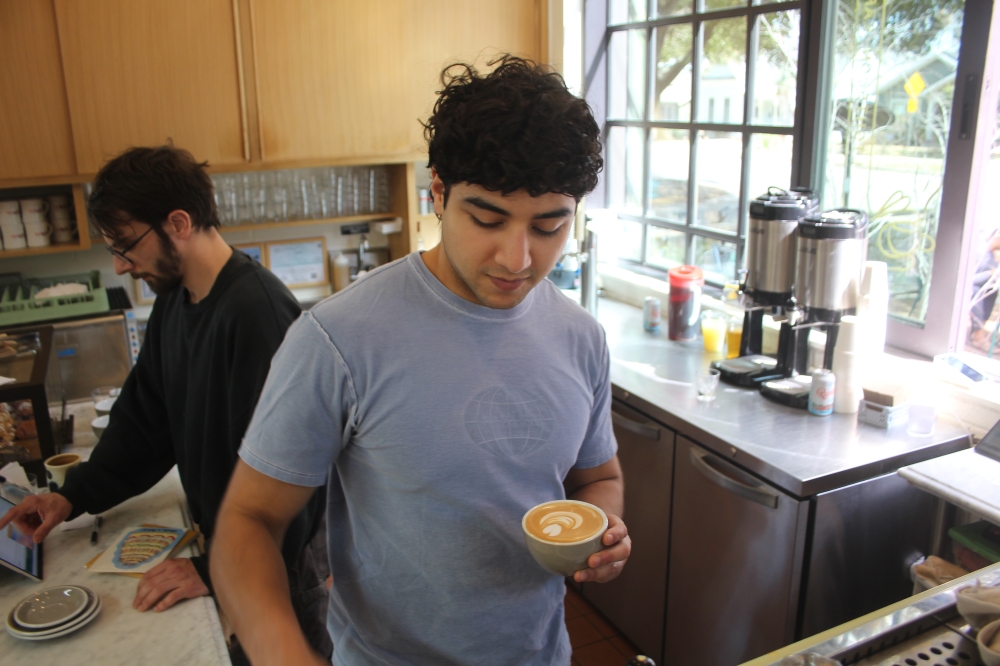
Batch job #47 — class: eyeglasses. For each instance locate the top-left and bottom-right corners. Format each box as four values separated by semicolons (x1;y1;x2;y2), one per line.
105;226;155;263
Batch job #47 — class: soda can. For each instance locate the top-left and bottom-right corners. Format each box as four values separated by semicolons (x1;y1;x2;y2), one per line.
643;296;661;331
808;369;836;416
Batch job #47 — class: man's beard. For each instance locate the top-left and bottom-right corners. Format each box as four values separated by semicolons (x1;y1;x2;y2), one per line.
133;234;183;296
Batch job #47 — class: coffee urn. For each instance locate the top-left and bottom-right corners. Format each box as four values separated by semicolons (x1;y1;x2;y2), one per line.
794;209;869;368
715;187;818;386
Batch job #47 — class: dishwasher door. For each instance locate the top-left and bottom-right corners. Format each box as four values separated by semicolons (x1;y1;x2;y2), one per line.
664;436;809;666
581;399;674;664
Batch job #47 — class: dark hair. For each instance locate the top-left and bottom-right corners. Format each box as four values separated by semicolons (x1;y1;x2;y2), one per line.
88;145;220;242
423;55;603;202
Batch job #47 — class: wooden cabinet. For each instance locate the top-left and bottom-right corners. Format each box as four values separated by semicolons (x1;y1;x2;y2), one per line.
0;0;77;181
53;0;248;174
250;0;544;163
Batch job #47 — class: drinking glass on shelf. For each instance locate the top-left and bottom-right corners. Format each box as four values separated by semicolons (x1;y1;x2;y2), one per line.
308;171;325;218
347;168;360;215
267;171;289;222
249;172;268;223
375;167;391;212
237;174;253;223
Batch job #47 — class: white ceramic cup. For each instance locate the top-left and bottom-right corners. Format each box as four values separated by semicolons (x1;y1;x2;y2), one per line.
44;453;81;492
23;218;52;247
0;218;26;250
50;210;74;243
21;209;46;226
522;499;608;577
0;201;21;250
47;195;71;212
19;198;48;217
979;618;1000;666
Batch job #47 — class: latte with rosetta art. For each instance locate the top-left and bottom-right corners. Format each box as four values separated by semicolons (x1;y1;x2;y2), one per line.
524;501;604;543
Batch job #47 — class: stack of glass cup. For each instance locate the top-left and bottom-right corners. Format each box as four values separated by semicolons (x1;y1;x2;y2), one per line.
211;166;391;226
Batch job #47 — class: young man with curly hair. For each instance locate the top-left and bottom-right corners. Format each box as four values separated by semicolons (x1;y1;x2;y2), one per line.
211;56;629;665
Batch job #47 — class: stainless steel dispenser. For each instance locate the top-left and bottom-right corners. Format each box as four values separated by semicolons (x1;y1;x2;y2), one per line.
759;209;870;408
745;187;817;305
715;187;817;387
794;209;869;322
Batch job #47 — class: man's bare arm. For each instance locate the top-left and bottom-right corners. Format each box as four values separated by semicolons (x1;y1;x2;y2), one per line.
564;455;630;583
211;460;325;666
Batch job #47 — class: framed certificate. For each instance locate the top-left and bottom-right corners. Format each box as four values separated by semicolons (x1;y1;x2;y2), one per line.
132;277;156;305
234;243;264;266
265;237;329;288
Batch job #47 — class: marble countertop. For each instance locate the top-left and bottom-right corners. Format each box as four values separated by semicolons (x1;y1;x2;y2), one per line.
0;465;230;665
898;448;1000;525
596;297;972;497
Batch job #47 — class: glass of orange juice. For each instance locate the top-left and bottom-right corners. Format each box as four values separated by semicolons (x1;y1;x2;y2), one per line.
727;316;743;359
700;311;727;353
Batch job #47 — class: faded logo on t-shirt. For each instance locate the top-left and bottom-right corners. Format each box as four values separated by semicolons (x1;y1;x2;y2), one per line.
465;386;554;458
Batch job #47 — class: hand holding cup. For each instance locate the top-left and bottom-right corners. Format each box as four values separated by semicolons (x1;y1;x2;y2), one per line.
522;499;631;581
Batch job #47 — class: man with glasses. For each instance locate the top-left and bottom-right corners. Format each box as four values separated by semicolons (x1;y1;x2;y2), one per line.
0;146;330;659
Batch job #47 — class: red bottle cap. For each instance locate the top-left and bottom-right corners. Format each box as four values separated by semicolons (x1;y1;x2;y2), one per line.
668;265;704;289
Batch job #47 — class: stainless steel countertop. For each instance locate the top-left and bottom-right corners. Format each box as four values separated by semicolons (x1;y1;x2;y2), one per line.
597;297;972;497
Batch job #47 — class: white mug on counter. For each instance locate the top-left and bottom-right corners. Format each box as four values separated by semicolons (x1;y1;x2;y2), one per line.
0;200;26;250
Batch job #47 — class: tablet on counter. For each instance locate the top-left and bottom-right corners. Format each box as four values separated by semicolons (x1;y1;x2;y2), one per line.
0;496;43;581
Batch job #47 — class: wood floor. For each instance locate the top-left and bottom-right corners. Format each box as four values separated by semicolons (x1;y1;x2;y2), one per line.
565;583;644;666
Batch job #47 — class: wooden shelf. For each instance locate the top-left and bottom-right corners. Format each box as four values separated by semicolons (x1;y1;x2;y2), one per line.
218;212;396;234
0;241;92;259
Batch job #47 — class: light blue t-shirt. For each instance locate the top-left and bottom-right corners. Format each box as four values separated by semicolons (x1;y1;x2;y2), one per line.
240;252;617;666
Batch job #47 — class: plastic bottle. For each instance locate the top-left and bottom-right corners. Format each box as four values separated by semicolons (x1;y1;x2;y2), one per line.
332;253;351;292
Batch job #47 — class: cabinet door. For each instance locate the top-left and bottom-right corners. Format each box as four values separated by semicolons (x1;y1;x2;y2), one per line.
54;0;247;173
251;0;542;162
664;437;808;666
581;399;674;664
0;0;76;180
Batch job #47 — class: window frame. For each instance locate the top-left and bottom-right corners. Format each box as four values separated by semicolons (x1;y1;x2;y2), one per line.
806;0;999;356
584;0;813;285
585;0;1000;356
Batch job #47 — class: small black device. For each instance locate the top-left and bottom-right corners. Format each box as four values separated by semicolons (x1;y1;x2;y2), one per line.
0;495;43;580
759;375;812;409
975;417;1000;464
712;354;781;387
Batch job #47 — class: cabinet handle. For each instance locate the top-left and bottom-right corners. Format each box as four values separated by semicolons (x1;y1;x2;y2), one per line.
689;447;778;509
611;410;661;441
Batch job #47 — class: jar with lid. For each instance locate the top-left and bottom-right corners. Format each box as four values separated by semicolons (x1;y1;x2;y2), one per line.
667;265;704;341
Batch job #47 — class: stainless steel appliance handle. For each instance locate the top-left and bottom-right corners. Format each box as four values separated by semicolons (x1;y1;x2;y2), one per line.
689;448;779;509
611;410;661;441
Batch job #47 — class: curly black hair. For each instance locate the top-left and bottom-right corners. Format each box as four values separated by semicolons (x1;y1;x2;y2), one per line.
423;55;603;202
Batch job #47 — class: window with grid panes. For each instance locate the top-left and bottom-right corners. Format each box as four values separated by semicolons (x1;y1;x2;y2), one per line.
596;0;805;285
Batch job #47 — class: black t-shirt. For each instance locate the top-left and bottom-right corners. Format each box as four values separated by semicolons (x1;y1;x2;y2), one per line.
59;248;321;588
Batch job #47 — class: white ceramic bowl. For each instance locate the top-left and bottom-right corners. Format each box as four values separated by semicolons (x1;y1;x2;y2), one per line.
979;618;1000;666
91;415;109;439
94;398;116;416
521;500;608;577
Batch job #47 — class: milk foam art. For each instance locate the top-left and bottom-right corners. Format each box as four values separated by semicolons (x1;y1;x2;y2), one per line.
522;500;609;576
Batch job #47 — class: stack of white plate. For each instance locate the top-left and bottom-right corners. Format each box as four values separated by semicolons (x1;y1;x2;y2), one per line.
5;585;101;641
